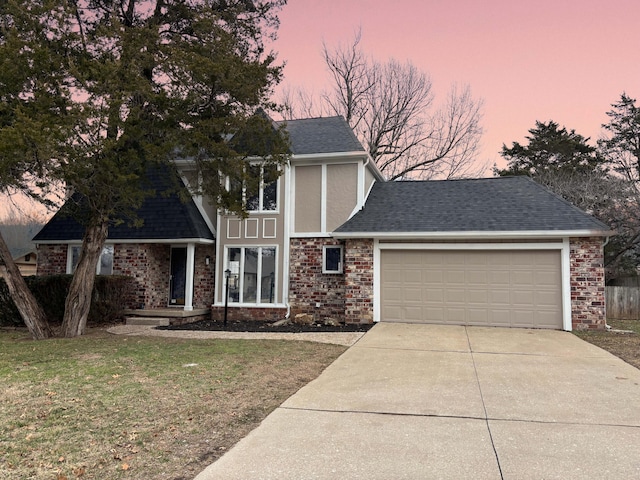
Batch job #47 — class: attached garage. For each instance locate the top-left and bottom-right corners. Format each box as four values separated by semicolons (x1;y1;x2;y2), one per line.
334;177;611;330
380;249;563;329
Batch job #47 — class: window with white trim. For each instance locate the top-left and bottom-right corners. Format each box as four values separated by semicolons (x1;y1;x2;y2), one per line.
67;245;114;275
226;164;279;213
323;245;343;274
247;164;278;212
226;246;277;304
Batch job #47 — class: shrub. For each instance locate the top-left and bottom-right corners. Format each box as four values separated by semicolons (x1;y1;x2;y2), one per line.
0;275;134;327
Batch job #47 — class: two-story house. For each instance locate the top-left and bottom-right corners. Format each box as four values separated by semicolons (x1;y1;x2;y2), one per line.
34;116;383;324
34;116;611;330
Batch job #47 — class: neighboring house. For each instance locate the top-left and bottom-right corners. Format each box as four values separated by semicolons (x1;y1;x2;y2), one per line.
13;249;38;276
33;116;611;330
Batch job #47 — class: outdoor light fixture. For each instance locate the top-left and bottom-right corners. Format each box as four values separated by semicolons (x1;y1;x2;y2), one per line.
224;268;231;329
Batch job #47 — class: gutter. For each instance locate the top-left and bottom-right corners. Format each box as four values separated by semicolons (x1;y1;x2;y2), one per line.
333;229;614;241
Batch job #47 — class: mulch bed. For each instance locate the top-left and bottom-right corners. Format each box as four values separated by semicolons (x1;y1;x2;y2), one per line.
157;319;375;333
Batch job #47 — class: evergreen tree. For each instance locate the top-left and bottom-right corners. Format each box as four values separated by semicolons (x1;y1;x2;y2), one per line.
0;0;289;337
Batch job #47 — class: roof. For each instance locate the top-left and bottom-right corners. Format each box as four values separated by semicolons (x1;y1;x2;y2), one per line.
334;176;611;236
277;116;365;155
33;166;214;243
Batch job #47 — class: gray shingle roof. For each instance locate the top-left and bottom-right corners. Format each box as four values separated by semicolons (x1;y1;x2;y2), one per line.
334;176;610;235
34;166;214;242
277;116;365;155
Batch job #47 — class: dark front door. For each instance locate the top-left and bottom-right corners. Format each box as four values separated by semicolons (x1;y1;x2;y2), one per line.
169;247;187;306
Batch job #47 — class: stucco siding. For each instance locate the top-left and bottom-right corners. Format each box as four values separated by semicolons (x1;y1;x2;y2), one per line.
326;163;358;232
294;165;322;232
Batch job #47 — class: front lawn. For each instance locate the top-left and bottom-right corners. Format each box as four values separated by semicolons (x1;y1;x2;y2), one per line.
0;329;346;480
575;319;640;370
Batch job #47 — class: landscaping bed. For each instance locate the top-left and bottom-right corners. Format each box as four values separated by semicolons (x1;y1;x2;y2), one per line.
157;318;375;333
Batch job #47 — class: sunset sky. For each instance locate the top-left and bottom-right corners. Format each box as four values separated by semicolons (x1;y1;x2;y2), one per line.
2;1;639;220
273;0;640;171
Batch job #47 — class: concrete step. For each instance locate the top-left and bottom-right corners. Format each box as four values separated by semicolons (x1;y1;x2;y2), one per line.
125;316;171;326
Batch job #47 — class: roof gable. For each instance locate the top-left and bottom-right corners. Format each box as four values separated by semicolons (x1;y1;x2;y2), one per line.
34;166;214;243
335;176;610;235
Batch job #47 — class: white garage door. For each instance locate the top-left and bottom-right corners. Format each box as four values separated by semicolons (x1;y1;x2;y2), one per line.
381;250;563;329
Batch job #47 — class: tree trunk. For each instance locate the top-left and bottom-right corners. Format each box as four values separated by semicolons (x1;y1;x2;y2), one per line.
60;222;108;338
0;232;52;339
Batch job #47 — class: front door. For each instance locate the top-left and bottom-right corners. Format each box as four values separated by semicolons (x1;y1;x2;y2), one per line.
169;247;187;306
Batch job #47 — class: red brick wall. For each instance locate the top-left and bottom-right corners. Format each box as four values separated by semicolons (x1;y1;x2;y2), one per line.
36;245;67;275
211;306;287;323
570;237;606;330
344;238;374;324
194;245;215;309
111;244;170;309
288;237;346;321
38;243;215;310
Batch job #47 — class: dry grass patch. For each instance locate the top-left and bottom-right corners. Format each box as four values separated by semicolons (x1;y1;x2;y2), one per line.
0;328;346;480
575;319;640;370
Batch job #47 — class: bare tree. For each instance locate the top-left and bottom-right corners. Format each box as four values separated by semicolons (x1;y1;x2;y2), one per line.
279;31;485;180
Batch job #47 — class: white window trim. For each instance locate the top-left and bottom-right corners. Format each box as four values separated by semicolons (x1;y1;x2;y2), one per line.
247;164;280;214
322;245;343;274
224;245;278;306
66;244;114;275
225;164;280;214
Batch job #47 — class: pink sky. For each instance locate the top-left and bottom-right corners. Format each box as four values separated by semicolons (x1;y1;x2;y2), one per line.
272;0;640;171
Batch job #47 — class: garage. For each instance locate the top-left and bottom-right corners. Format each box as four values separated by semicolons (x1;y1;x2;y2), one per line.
334;177;610;330
380;249;563;329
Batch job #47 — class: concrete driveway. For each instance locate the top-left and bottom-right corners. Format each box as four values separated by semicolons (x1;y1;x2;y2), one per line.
194;323;640;479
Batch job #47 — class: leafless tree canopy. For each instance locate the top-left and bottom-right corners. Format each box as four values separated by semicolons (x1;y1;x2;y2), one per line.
280;31;485;180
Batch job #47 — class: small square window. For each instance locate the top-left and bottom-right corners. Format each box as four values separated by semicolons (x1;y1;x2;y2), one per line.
323;245;343;274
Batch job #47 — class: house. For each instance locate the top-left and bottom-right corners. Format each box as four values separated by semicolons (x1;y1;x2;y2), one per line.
12;248;38;276
33;116;610;330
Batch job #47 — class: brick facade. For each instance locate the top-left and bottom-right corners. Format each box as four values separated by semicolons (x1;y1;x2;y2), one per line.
37;243;215;310
344;238;374;324
193;246;216;309
38;236;607;329
210;306;287;322
570;237;606;330
288;237;346;321
36;244;67;276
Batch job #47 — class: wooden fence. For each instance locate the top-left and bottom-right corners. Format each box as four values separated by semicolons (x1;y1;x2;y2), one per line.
606;286;640;320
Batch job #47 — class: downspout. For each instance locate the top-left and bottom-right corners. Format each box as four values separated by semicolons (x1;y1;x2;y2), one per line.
283;157;292;320
603;236;611;331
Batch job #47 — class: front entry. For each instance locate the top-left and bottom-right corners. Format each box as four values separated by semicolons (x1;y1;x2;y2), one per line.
169;247;187;306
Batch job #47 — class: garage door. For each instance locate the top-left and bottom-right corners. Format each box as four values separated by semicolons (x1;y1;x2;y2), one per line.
381;250;562;329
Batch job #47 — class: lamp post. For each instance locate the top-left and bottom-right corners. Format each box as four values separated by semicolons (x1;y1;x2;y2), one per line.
224;269;231;330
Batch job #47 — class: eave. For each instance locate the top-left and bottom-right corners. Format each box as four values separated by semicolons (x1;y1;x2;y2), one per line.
332;229;613;240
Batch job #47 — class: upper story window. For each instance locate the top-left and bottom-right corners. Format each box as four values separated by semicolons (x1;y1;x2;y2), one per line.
67;245;114;275
247;164;278;212
227;164;279;213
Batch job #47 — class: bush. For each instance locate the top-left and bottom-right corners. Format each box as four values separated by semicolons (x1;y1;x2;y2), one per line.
0;275;134;328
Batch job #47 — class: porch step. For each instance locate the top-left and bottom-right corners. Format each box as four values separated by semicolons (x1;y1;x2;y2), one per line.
125;316;171;327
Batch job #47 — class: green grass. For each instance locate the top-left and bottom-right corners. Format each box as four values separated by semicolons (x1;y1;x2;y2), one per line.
0;329;346;479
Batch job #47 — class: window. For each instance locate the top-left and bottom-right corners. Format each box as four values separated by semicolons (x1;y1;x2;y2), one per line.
226;246;277;304
67;245;114;275
323;245;343;274
228;164;279;213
